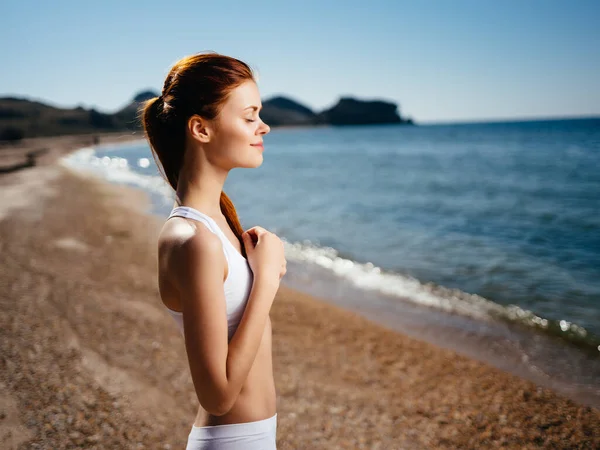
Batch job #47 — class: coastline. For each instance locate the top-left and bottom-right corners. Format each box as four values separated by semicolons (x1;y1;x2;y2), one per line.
0;135;598;449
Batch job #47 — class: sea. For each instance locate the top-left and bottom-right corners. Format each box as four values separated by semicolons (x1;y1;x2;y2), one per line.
61;117;600;407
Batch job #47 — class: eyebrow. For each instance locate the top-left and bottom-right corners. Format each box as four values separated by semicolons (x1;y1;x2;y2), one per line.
243;105;262;111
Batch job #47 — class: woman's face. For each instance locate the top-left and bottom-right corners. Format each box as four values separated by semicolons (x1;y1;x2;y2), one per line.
207;80;270;169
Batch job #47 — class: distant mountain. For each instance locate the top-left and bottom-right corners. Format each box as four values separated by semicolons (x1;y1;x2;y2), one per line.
113;90;160;130
133;91;159;103
261;96;317;126
0;96;120;138
260;95;414;127
0;91;414;141
317;97;412;125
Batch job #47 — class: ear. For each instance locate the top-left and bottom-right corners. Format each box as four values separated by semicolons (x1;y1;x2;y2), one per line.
187;115;212;143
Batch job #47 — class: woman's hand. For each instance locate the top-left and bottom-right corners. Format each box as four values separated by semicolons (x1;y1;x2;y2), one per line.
242;226;287;283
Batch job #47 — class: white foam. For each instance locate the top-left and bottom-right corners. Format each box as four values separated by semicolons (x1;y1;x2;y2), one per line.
60;147;173;207
283;239;510;321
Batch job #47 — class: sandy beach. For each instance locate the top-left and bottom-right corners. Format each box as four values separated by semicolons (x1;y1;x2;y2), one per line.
1;134;599;449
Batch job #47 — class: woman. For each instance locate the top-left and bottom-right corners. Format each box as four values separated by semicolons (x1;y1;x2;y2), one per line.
142;52;287;449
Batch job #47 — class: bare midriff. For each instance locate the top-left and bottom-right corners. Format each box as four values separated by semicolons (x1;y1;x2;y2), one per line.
195;316;277;427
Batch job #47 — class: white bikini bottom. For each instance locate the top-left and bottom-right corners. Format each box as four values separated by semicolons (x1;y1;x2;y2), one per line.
185;413;277;450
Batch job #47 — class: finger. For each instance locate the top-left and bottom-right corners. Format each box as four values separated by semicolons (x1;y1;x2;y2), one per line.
243;229;259;242
247;226;269;236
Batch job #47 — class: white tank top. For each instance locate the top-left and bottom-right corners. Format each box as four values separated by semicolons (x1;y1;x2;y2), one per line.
165;206;253;341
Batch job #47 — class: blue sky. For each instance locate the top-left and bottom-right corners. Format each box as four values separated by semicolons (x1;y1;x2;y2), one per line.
1;0;598;123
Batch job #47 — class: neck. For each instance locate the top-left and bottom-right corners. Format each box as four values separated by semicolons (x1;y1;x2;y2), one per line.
174;147;230;218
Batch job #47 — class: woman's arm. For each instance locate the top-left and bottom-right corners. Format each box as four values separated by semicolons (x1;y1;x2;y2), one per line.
170;224;278;416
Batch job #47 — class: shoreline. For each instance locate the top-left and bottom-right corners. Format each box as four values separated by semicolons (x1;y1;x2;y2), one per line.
1;135;599;448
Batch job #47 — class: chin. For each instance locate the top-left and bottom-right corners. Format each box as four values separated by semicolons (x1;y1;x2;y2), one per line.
250;153;264;168
236;154;263;169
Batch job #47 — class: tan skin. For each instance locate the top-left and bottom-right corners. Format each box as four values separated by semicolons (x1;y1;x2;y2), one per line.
156;80;287;427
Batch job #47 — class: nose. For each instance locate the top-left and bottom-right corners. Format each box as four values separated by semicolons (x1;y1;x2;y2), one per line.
259;120;270;135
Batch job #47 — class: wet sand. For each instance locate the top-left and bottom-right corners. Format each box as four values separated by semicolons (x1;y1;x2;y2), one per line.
0;135;599;449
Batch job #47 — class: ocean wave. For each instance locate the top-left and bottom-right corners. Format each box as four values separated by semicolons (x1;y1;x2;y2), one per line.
283;239;600;353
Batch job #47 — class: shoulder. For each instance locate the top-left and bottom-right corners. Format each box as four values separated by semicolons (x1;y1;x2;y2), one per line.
159;217;224;278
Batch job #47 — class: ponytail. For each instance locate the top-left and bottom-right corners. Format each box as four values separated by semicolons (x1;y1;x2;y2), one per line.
141;96;184;191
